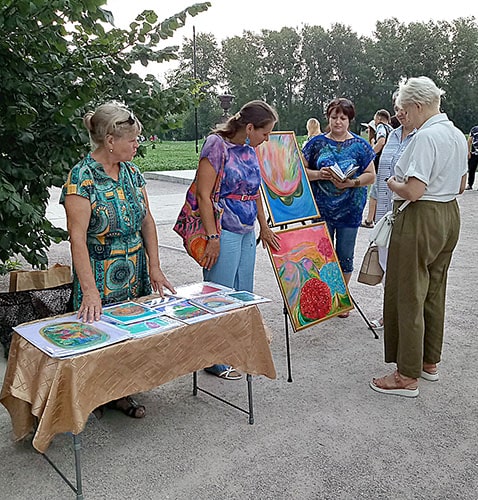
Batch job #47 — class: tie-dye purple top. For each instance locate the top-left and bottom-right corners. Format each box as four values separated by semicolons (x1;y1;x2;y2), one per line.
200;134;260;234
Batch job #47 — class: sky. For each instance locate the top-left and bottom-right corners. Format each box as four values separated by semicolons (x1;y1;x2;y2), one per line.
105;0;475;77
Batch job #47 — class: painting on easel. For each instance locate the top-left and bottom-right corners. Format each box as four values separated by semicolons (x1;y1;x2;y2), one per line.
266;222;353;331
255;131;320;226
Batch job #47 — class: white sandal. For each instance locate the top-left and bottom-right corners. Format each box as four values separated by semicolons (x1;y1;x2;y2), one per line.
370;319;384;330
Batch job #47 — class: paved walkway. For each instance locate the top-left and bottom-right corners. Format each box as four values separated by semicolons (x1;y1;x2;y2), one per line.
1;172;477;499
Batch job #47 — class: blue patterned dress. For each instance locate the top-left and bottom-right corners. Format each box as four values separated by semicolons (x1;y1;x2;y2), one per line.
302;133;375;228
60;154;151;309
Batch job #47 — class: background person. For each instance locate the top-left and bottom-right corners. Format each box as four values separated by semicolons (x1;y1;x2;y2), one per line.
196;100;281;380
466;124;478;189
60;101;175;417
367;100;417;330
302;117;321;147
370;76;468;397
302;97;376;317
362;109;393;228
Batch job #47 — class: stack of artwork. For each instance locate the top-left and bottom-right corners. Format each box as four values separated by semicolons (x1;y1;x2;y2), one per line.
13;282;271;358
256;132;353;331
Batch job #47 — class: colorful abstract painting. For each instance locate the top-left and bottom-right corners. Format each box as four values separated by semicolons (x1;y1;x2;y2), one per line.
40;321;108;349
118;316;183;338
255;131;320;226
14;314;130;357
153;299;214;324
101;301;159;325
190;293;243;313
266;222;353;331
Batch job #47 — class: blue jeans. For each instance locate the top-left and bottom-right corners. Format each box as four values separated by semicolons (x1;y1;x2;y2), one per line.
325;223;359;274
203;229;256;293
203;229;256;374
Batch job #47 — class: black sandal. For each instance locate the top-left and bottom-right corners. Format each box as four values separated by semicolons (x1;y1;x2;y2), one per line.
92;405;105;420
107;396;146;419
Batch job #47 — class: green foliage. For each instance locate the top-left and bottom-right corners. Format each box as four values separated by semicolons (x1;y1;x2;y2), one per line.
0;0;210;268
174;16;478;137
0;258;22;276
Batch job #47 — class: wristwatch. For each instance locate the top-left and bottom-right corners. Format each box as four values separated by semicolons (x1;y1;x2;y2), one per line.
354;178;360;187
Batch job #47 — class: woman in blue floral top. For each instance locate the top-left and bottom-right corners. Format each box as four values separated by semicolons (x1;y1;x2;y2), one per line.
302;98;375;314
196;100;281;379
60;101;175;417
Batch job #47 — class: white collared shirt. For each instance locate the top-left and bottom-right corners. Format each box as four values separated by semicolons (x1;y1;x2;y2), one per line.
394;113;468;202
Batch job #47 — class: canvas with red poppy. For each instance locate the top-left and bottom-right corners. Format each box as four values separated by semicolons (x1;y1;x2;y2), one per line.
266;222;352;331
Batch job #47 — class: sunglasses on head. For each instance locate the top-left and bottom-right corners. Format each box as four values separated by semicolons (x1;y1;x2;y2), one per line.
116;111;136;126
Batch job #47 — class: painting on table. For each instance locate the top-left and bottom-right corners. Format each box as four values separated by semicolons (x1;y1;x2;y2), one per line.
14;314;130;357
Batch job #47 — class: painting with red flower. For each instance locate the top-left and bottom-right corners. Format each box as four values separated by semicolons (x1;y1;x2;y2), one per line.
266;222;352;331
255;131;320;226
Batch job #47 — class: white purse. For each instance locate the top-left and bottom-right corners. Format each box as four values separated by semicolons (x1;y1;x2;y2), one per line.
369;200;411;248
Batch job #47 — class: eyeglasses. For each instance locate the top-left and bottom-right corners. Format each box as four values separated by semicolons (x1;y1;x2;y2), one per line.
116;111;136;126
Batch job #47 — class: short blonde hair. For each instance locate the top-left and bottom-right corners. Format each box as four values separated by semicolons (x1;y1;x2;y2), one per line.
83;101;142;149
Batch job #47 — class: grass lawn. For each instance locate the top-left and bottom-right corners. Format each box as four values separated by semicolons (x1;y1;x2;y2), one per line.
135;135;309;172
135;140;201;172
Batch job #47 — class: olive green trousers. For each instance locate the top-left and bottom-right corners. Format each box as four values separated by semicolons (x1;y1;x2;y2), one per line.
383;199;460;378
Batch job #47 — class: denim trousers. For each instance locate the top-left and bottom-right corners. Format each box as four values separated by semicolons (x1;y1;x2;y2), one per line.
203;229;256;293
324;223;359;274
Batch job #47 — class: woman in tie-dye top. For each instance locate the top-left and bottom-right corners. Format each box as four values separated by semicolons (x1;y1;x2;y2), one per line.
196;100;280;380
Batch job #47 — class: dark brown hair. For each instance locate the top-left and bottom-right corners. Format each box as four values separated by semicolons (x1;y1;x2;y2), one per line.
213;100;278;138
375;109;391;122
326;98;355;121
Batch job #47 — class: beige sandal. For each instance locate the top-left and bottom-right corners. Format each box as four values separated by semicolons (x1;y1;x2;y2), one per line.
421;363;439;381
370;370;419;398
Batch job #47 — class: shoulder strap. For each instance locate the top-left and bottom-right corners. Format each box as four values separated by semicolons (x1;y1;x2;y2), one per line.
212;138;227;202
397;199;411;213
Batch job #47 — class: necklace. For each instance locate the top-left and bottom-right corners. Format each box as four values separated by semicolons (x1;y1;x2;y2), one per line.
328;133;349;142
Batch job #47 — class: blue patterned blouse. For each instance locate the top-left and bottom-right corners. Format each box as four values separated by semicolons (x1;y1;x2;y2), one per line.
302;133;375;228
200;134;261;234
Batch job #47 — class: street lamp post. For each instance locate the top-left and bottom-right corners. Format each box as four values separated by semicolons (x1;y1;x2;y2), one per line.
217;93;234;123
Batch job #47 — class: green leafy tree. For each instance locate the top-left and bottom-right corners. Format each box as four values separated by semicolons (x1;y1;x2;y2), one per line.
443;17;478;132
220;32;266;110
0;0;210;269
259;28;302;130
172;32;223;140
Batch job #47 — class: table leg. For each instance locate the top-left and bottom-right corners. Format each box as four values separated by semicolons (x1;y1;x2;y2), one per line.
246;374;254;425
193;371;198;395
73;433;84;499
192;371;255;424
41;432;84;499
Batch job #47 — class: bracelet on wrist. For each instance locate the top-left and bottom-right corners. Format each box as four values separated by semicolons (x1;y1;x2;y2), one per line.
205;234;220;241
354;178;361;187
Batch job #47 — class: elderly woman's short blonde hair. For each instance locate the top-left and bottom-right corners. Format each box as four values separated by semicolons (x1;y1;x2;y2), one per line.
396;76;444;109
83;101;142;149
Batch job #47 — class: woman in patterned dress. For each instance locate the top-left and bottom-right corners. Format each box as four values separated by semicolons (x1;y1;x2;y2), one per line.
60;101;175;417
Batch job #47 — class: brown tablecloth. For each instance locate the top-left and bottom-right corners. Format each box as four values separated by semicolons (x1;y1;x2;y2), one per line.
0;305;276;453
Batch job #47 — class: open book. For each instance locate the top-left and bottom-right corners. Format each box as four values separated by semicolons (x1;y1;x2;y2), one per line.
328;162;359;181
